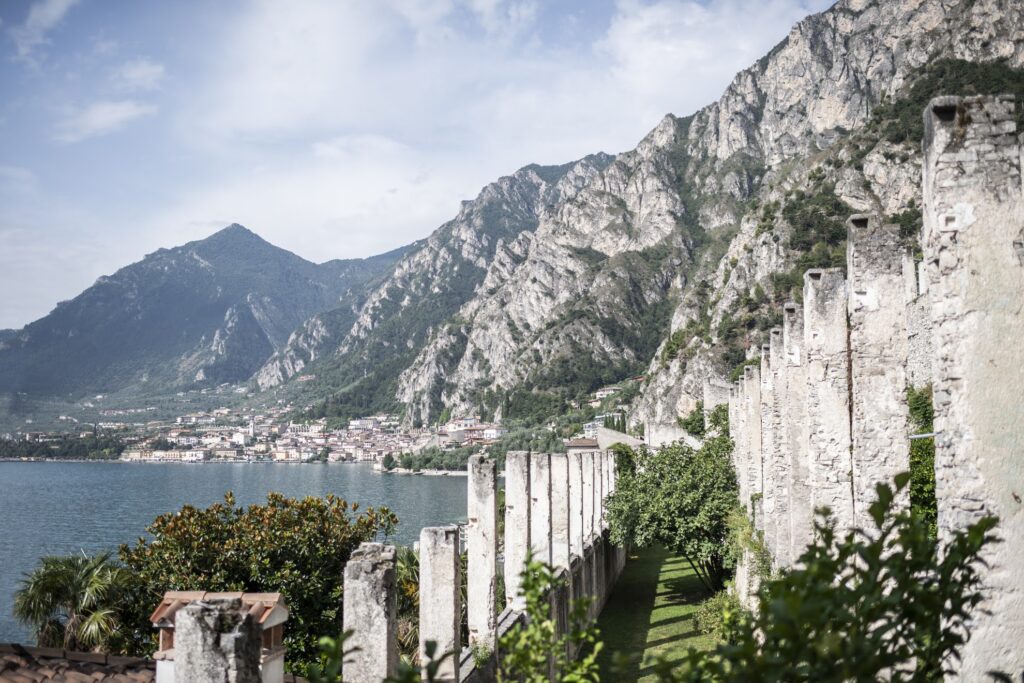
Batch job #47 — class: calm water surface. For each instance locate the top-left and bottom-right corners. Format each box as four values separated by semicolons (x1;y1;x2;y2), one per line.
0;461;468;643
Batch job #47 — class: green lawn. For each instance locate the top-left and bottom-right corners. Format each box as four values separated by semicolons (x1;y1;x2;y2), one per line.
596;545;716;682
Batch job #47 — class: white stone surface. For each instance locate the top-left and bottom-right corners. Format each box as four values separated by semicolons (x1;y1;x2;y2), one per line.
923;95;1024;679
174;599;260;683
467;455;498;649
503;451;531;606
343;543;398;681
419;526;461;682
529;453;552;565
803;268;854;535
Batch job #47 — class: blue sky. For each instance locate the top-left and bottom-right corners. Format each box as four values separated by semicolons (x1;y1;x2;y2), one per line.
0;0;831;329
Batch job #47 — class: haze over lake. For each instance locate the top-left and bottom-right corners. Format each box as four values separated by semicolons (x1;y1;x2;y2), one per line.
0;462;468;643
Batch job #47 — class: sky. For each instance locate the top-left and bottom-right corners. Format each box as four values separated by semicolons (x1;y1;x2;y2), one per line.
0;0;832;329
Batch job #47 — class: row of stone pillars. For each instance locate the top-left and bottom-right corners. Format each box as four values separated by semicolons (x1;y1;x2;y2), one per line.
343;449;624;683
723;95;1024;678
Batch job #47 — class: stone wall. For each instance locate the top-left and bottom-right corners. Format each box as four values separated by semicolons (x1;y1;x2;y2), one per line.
726;95;1024;679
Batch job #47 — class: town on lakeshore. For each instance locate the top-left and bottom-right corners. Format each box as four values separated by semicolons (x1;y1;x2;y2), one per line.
0;383;632;470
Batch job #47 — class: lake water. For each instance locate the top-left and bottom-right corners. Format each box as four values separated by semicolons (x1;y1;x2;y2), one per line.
0;461;469;643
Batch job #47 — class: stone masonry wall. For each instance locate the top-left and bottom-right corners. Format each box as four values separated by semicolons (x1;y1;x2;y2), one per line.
922;94;1024;679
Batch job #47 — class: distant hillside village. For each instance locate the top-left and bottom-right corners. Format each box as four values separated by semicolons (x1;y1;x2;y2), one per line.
0;383;635;470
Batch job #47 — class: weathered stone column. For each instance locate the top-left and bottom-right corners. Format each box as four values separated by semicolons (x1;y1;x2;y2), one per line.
803;268;854;535
504;451;531;607
760;344;778;560
174;599;260;683
582;452;596;543
419;526;461;682
467;455;498;650
343;543;398;681
743;364;763;528
768;328;790;562
550;453;571;571
847;214;911;531
782;302;811;564
702;377;731;421
529;452;552;565
569;451;584;559
922;95;1024;679
729;384;747;510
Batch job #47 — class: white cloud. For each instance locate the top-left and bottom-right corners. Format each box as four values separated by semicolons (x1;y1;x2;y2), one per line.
54;99;157;143
112;58;165;91
10;0;80;60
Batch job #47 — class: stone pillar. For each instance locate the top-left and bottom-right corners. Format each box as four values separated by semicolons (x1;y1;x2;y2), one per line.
550;453;571;571
582;452;596;544
343;543;398;681
847;214;911;531
743;364;763;528
803;268;854;535
174;599;260;683
467;455;498;650
569;451;584;559
760;344;778;560
782;302;811;563
702;377;731;421
922;95;1024;679
504;451;531;606
419;526;461;682
529;452;552;566
768;328;790;563
729;384;747;510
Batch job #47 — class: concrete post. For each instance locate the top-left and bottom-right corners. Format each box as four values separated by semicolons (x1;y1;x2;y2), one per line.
768;328;789;563
569;451;584;559
922;95;1024;679
529;452;552;566
760;344;778;560
343;543;398;681
582;452;596;544
419;526;461;682
729;383;747;511
743;364;763;528
702;377;731;421
803;268;854;535
550;453;571;571
174;599;260;683
847;214;911;531
467;455;498;650
782;302;811;563
504;451;531;607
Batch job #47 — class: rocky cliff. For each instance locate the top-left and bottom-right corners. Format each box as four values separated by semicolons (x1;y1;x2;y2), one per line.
385;0;1023;431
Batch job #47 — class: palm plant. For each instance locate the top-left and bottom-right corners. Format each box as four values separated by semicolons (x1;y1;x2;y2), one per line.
14;551;128;651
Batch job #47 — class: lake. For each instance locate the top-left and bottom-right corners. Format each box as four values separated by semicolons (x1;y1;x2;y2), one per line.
0;461;469;643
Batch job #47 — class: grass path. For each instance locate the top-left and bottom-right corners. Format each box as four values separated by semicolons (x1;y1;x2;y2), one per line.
595;545;715;682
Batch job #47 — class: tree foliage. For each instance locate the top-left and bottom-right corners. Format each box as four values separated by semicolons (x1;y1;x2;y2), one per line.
497;555;601;683
907;385;938;538
14;551;128;652
117;492;396;673
665;475;998;682
606;416;738;592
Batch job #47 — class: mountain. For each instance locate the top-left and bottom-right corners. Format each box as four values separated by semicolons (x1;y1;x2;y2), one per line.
278;0;1023;429
256;156;614;419
0;225;407;398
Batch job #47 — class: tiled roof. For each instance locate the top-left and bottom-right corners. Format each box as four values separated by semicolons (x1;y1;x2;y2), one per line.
149;591;287;629
0;644;154;682
566;438;599;448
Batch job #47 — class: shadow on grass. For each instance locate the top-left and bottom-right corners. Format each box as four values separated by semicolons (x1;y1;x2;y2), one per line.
595;545;667;682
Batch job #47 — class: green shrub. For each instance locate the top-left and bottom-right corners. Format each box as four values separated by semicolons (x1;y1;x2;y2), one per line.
693;590;743;644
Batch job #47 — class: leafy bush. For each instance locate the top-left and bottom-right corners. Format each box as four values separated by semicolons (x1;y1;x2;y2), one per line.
117;493;396;673
693;590;743;644
667;475;997;682
606;425;738;592
678;401;705;437
497;555;601;683
907;385;937;538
